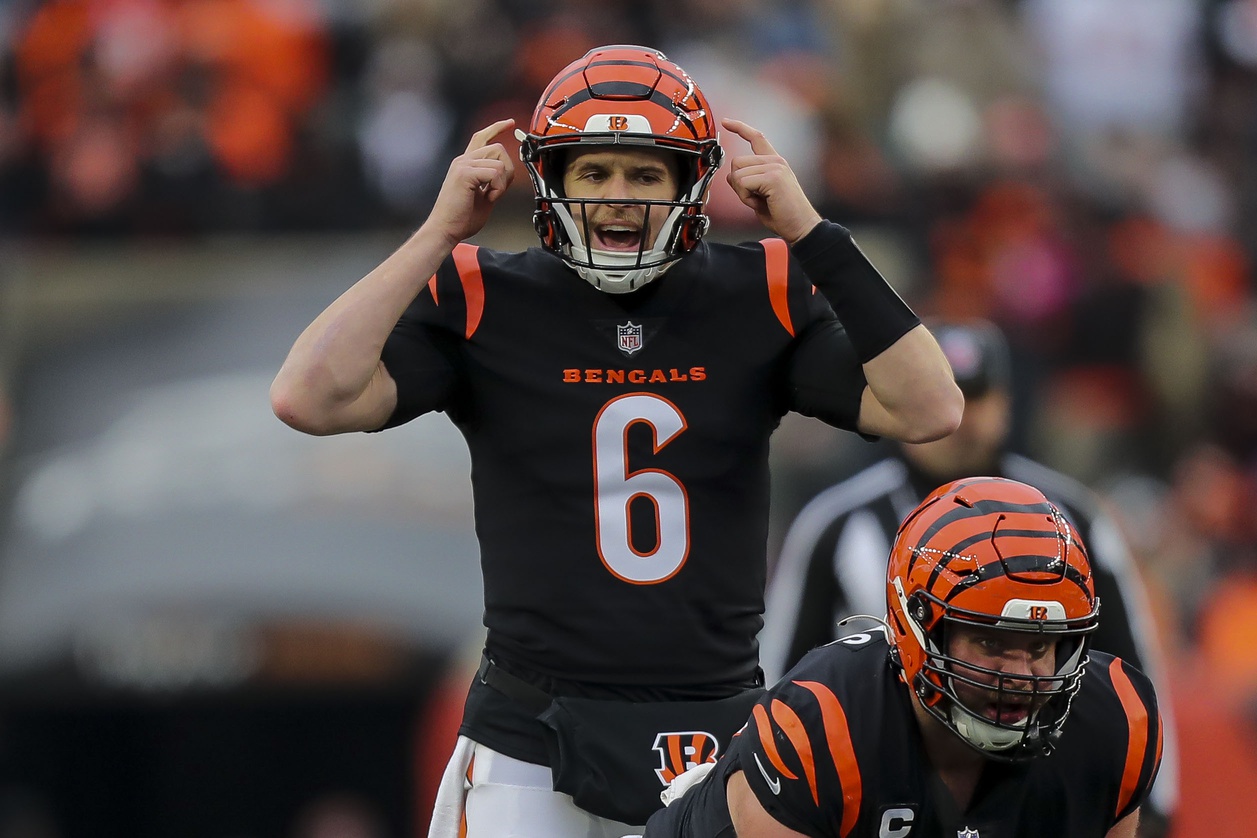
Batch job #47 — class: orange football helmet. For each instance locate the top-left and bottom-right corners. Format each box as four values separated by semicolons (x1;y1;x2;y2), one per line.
517;45;723;293
885;476;1099;761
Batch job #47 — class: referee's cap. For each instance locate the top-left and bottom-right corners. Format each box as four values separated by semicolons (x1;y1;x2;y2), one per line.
931;318;1012;398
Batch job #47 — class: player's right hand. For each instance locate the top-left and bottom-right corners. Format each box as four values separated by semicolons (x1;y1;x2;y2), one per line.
427;119;517;245
722;118;821;245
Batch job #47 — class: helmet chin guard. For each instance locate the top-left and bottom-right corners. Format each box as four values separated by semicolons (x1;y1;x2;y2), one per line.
519;45;723;293
548;200;696;294
950;705;1028;752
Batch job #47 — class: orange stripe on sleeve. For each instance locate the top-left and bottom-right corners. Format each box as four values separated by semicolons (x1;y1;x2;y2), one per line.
752;704;798;780
427;274;439;304
771;698;819;806
795;680;862;838
1110;658;1150;817
761;238;794;337
451;243;485;339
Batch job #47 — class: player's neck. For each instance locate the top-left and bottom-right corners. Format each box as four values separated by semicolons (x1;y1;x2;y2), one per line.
913;699;986;809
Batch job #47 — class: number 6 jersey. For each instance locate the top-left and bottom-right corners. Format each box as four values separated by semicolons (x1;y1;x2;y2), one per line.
380;231;870;759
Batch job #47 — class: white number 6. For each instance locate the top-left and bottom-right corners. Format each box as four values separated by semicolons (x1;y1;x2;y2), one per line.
593;393;690;584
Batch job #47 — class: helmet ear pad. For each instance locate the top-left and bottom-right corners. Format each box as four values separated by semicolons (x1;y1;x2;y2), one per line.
530;148;570;253
909;592;933;626
673;144;722;251
675;213;709;252
533;203;562;250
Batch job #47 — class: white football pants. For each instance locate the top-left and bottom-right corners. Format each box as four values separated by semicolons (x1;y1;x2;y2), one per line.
427;735;644;838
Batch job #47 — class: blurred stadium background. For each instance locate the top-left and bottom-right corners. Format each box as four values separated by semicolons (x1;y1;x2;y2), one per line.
0;0;1255;835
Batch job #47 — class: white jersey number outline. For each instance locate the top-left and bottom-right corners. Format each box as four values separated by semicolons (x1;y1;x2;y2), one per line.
593;393;690;584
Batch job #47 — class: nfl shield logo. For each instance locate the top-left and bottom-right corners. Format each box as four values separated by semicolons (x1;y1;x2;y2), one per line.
958;829;980;838
617;321;643;355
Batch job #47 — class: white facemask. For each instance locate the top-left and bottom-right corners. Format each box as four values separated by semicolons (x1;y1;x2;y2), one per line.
552;203;688;294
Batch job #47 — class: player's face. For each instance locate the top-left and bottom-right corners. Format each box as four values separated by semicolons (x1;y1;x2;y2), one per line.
561;147;681;253
945;624;1059;726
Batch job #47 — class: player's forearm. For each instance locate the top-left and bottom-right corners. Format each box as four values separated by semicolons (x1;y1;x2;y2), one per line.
271;224;454;434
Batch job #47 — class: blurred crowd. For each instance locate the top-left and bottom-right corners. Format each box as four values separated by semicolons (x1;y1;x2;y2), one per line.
0;0;841;235
2;0;1257;834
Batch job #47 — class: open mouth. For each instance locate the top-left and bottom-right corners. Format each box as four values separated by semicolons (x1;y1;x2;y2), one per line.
984;703;1030;725
593;223;645;252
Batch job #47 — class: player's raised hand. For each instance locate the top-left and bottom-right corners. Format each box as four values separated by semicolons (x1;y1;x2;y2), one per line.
722;118;822;245
427;119;517;245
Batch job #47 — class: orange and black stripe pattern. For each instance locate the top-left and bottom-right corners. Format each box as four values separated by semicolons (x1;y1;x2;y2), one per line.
750;682;863;838
1108;657;1163;822
426;242;485;341
895;476;1095;614
529;45;716;147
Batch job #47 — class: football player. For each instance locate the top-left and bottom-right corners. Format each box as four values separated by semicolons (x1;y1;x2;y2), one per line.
642;477;1162;838
271;45;962;837
760;318;1177;836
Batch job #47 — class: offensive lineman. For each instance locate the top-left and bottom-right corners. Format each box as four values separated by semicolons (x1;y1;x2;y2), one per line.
642;477;1162;838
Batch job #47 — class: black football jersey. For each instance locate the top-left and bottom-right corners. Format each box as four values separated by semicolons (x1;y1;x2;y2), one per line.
380;237;867;688
645;631;1163;837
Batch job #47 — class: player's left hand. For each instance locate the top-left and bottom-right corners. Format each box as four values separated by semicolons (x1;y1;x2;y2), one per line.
722;118;822;245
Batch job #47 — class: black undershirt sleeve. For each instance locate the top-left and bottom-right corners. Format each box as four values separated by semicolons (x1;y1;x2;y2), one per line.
791;220;921;363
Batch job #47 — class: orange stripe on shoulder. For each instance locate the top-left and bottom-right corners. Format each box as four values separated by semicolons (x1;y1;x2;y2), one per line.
771;698;819;806
451;243;485;339
761;237;794;337
795;680;862;838
1110;658;1150;817
752;704;798;781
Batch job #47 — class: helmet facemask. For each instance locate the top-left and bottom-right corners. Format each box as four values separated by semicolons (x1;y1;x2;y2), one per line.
897;583;1096;761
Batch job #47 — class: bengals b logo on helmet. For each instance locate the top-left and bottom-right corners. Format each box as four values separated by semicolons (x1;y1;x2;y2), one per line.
652;731;720;785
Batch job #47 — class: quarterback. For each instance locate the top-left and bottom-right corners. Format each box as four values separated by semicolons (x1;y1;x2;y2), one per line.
271;45;962;837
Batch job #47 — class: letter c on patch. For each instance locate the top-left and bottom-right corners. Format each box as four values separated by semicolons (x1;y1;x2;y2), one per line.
879;807;915;838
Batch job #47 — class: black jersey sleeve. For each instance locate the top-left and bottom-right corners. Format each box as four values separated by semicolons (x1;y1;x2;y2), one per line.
376;251;467;429
791;221;920;364
734;673;860;837
780;249;867;432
